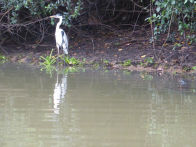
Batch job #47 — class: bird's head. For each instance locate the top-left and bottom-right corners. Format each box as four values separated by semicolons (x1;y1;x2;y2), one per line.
50;13;62;19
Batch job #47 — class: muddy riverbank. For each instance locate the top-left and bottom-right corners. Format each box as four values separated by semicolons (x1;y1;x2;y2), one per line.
1;29;196;74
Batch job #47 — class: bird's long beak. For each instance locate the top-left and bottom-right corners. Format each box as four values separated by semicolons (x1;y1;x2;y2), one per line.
50;16;55;18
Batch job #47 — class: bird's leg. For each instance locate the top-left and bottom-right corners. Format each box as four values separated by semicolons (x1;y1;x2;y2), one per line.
63;54;66;66
57;47;60;58
56;46;60;65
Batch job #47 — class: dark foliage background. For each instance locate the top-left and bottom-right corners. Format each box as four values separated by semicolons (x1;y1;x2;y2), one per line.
0;0;195;45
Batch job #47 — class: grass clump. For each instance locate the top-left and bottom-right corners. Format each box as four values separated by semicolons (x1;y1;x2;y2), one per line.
192;66;196;70
63;56;80;66
140;72;153;81
140;57;154;67
39;49;56;70
103;59;109;65
144;57;154;65
122;59;132;67
0;54;7;63
93;62;100;69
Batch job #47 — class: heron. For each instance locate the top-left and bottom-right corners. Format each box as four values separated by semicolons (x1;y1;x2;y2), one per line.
50;14;68;56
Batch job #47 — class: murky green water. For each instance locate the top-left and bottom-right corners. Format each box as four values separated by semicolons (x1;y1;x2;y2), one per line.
0;64;196;147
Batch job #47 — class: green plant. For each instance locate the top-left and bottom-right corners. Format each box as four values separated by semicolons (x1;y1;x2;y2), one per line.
40;49;56;70
140;73;153;80
140;61;144;66
1;0;82;24
123;70;132;75
192;66;196;70
103;59;109;65
173;42;182;50
144;57;154;65
122;59;132;66
0;0;82;42
140;57;154;67
183;66;191;72
64;67;79;73
93;63;100;69
146;0;196;44
104;69;109;72
63;56;80;65
78;58;86;66
0;54;7;63
82;58;86;64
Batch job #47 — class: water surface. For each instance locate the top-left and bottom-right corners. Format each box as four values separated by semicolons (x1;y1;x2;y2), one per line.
0;64;196;147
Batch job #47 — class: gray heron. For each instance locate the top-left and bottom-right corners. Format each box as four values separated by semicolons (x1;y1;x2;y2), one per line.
50;14;68;56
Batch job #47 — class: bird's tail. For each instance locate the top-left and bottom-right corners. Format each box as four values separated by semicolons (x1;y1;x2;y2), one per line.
62;43;68;55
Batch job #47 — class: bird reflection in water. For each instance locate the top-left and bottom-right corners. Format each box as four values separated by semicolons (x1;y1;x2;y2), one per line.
53;72;68;114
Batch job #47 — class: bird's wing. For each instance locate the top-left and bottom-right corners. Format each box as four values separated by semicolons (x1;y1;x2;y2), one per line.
61;30;66;44
60;29;68;48
55;28;68;54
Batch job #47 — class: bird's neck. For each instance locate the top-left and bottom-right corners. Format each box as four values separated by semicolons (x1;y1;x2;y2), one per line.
56;17;62;30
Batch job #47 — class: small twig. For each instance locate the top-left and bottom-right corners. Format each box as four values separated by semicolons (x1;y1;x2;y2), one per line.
0;36;9;54
0;45;8;54
103;9;149;13
0;16;50;28
149;1;156;60
162;10;174;49
130;0;149;11
91;38;95;53
0;6;14;22
131;9;143;35
38;20;46;44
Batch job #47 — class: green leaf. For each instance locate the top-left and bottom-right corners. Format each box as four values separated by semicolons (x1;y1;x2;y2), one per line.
156;6;161;12
51;19;54;25
192;66;196;70
171;0;175;5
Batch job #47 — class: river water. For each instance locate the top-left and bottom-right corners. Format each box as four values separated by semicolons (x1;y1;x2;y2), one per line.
0;64;196;147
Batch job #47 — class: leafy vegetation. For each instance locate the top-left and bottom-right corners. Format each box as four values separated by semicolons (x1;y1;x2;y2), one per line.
63;56;80;66
1;0;195;46
192;66;196;70
140;57;154;67
39;52;84;75
64;66;80;73
122;60;132;67
140;72;153;80
0;54;7;63
0;0;82;24
39;49;56;71
93;63;100;69
40;50;83;71
147;0;196;44
103;59;109;65
0;0;82;42
144;57;154;65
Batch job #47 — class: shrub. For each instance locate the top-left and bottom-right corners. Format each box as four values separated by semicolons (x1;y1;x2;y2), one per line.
147;0;196;43
0;0;82;41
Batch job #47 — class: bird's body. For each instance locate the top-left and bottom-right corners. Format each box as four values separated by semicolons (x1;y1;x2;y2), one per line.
55;27;68;55
50;14;68;56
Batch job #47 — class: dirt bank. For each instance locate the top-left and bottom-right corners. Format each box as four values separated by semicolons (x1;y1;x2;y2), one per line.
1;29;196;74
